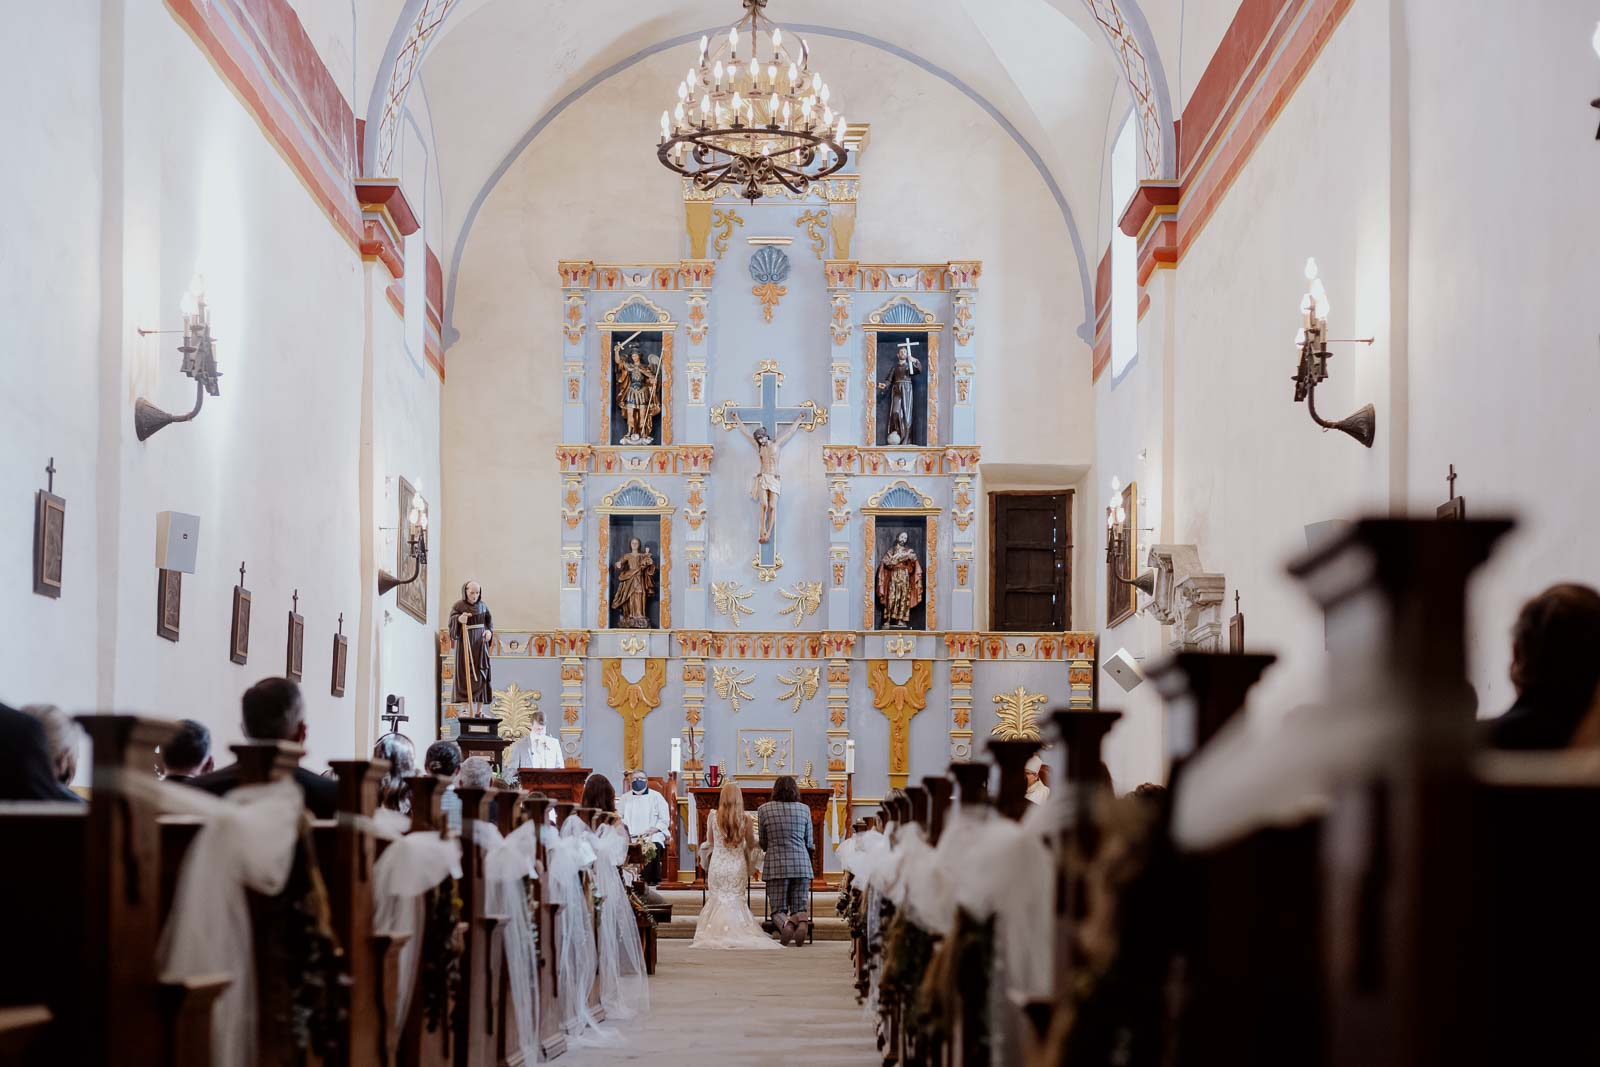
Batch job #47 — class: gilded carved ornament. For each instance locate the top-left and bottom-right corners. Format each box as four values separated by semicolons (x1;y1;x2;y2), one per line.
600;657;667;773
867;659;933;787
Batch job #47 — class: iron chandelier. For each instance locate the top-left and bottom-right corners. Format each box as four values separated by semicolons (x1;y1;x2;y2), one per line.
657;0;848;202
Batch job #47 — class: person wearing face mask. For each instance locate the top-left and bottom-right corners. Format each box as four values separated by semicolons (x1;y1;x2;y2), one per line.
618;768;672;895
500;709;564;784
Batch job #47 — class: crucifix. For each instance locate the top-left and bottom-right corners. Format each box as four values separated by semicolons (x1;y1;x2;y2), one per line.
238;561;246;587
336;611;343;635
1229;591;1245;654
712;361;827;570
1437;463;1466;520
45;457;56;493
381;695;408;735
292;589;299;613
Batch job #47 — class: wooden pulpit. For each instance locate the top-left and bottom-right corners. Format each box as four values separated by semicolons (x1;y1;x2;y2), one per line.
689;785;833;887
455;715;511;772
515;767;591;804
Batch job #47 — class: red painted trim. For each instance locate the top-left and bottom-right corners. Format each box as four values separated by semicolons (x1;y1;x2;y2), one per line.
355;179;420;236
1137;219;1178;287
424;332;446;381
1136;292;1151;322
1092;339;1111;384
385;280;405;317
1180;0;1294;178
426;245;444;327
1094;246;1112;316
1118;181;1181;239
363;219;405;278
165;0;361;248
1177;0;1354;258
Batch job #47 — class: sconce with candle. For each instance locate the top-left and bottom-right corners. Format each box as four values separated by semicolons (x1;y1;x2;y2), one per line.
1292;258;1376;448
378;486;429;595
1105;477;1156;628
134;275;222;441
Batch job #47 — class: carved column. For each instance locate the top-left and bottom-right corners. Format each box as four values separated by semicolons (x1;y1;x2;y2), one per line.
556;447;591;629
1145;544;1226;652
949;464;977;630
558;261;593;442
1067;632;1097;709
681;655;706;785
826;655;851;814
681;259;713;446
948;653;975;762
948;261;980;445
559;654;584;767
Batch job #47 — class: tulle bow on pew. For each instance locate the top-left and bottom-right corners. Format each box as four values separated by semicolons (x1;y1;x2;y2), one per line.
369;816;462;1055
477;819;543;1064
590;822;649;1020
149;776;305;1067
544;818;611;1041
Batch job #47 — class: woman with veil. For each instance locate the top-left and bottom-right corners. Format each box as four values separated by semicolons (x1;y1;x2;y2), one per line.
582;774;651;1018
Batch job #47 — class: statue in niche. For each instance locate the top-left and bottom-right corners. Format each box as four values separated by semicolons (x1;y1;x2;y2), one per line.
613;338;662;445
878;337;922;445
876;531;925;629
733;418;807;544
612;537;658;628
449;580;494;714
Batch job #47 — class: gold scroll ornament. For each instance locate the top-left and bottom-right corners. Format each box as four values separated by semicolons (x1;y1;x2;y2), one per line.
601;658;667;772
867;658;933;789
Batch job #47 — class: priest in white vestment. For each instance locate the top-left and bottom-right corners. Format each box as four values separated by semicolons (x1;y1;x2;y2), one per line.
619;769;672;895
500;710;563;785
1025;754;1051;804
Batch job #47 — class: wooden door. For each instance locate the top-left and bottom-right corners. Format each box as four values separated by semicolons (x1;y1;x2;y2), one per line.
989;491;1071;631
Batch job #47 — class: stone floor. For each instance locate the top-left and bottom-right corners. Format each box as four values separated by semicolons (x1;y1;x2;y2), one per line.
560;939;879;1066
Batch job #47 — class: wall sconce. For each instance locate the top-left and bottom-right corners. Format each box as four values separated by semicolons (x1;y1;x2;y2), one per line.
1105;477;1156;597
378;488;429;595
134;275;222;441
1292;258;1376;448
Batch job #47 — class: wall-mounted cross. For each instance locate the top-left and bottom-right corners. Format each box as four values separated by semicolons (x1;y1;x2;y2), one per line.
712;361;827;571
336;611;344;636
44;457;56;494
1446;463;1457;501
291;589;299;614
238;561;247;588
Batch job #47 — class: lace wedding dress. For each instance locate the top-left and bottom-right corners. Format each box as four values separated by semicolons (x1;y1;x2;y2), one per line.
691;816;780;949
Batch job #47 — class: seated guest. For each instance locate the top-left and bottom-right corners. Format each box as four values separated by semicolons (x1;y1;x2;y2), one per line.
191;677;338;817
373;732;416;814
581;771;618;818
21;704;83;790
500;709;564;783
0;702;80;801
1485;583;1600;750
160;719;214;781
619;768;672;897
454;757;496;825
425;740;465;831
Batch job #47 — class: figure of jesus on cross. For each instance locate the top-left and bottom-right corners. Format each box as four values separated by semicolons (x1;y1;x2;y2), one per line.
713;361;828;558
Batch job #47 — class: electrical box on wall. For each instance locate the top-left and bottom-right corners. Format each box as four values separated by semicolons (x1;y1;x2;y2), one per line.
155;511;201;573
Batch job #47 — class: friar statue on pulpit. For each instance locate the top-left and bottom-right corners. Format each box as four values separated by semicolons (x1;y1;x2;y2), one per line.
876;531;925;629
734;417;807;544
449;579;494;714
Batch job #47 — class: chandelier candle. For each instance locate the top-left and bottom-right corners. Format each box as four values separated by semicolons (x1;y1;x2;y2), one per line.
657;0;848;201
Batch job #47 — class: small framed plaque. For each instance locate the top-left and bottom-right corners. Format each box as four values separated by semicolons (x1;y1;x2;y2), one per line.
157;568;182;642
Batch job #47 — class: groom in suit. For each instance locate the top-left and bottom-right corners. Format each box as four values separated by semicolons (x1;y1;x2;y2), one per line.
757;775;814;946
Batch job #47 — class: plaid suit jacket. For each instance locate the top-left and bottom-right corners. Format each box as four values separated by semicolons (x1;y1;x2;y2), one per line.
757;800;814;880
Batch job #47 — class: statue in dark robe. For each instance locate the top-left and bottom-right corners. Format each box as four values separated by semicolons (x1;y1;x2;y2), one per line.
876;532;924;629
612;538;657;628
449;580;494;712
877;338;922;445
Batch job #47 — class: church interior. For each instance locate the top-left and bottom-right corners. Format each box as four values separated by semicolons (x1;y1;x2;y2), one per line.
4;0;1599;1063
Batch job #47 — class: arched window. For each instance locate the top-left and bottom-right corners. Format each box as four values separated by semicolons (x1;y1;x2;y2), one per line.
1110;112;1138;378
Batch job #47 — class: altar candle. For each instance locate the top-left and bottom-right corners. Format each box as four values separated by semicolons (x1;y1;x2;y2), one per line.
845;739;856;774
670;737;682;773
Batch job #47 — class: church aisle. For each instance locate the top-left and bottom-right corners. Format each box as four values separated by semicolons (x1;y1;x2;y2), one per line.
561;940;880;1066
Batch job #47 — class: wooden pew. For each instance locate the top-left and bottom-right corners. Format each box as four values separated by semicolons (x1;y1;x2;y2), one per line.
454;786;497;1066
397;774;454;1067
518;793;566;1060
987;740;1042;821
941;765;994;1067
327;759;389;1067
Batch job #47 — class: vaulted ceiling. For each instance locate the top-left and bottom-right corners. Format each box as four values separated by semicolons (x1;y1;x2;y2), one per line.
332;0;1200;338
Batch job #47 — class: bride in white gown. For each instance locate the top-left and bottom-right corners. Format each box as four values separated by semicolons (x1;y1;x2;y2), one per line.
691;777;780;949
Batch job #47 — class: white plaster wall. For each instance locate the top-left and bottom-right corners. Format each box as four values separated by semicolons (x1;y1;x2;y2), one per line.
1;3;443;775
0;0;103;715
1403;0;1600;717
444;39;1094;626
1172;0;1393;715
